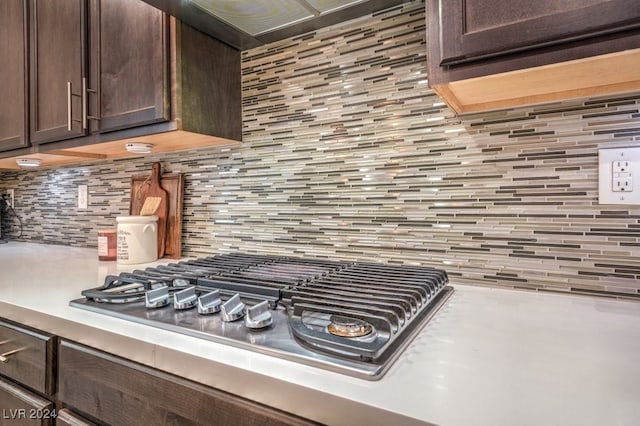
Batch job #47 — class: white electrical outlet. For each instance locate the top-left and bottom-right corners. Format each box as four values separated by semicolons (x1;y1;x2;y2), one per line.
78;185;88;209
598;147;640;204
612;160;632;192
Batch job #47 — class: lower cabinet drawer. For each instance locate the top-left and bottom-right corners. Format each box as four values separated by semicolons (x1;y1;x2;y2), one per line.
55;409;96;426
0;377;54;426
58;340;318;425
0;319;55;396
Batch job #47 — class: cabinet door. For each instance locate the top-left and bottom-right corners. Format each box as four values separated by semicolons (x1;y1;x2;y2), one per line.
94;0;169;133
29;0;87;144
0;319;56;396
437;0;640;66
0;378;53;426
58;340;317;426
0;0;29;152
55;409;96;426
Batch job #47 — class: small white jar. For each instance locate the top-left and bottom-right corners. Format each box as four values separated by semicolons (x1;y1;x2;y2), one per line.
116;215;158;265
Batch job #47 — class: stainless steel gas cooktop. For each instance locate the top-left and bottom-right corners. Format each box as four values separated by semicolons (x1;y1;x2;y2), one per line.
70;253;453;380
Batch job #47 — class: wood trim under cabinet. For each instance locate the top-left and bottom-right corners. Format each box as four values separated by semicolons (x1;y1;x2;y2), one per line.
0;129;239;170
432;49;640;114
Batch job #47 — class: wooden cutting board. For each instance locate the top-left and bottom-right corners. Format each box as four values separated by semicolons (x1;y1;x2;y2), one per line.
130;165;184;259
146;163;168;257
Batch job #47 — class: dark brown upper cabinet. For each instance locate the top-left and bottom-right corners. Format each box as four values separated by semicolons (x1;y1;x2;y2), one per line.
30;0;167;143
29;0;88;144
90;0;170;133
30;0;169;144
427;0;640;114
45;8;242;155
438;0;640;66
0;0;241;169
0;0;29;153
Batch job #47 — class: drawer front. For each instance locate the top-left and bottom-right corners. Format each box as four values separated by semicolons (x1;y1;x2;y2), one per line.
0;320;55;395
59;340;318;426
55;409;97;426
0;377;54;426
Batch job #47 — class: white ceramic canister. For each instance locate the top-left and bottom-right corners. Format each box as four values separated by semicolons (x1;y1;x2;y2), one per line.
116;215;158;265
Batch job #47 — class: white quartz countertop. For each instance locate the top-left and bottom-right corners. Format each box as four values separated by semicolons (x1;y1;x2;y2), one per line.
1;242;639;426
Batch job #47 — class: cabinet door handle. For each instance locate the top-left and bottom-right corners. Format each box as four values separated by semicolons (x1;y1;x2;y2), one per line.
0;347;27;363
67;81;73;131
82;78;88;130
0;339;11;346
67;81;85;131
83;77;99;127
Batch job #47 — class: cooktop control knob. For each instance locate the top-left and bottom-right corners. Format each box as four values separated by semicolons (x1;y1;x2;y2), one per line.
198;290;222;315
245;300;272;330
145;286;170;309
173;287;198;310
221;294;246;322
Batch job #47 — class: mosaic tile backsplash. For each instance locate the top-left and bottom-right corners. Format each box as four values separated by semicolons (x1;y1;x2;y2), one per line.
1;1;639;296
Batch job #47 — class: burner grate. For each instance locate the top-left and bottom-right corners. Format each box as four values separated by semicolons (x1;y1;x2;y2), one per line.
284;263;449;361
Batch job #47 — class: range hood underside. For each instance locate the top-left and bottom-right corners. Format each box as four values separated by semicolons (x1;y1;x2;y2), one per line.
141;0;409;50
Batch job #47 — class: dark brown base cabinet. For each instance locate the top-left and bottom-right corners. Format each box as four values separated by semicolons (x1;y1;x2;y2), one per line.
0;316;315;425
57;340;317;426
54;409;96;426
0;379;54;426
427;0;640;113
0;320;56;426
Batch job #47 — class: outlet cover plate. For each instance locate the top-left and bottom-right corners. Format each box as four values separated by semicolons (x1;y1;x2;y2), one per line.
598;147;640;205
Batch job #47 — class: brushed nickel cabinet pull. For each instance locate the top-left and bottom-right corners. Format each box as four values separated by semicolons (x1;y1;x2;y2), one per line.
82;78;88;130
0;347;26;363
0;339;11;346
67;81;85;131
67;81;73;131
83;77;99;127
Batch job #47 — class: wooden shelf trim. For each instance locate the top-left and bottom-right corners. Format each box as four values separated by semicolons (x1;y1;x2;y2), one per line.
434;48;640;114
0;130;240;170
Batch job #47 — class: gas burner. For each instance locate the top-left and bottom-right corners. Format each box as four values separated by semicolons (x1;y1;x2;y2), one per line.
327;315;373;338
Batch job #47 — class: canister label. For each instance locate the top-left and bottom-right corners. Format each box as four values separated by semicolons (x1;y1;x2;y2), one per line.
117;234;129;260
98;236;108;256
